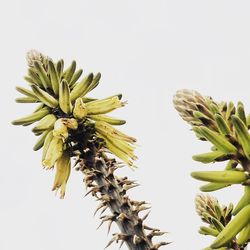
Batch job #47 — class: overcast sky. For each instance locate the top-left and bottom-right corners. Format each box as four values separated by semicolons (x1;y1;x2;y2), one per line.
1;1;250;249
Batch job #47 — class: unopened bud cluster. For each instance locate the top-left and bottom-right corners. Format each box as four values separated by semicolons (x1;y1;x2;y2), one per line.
174;89;250;249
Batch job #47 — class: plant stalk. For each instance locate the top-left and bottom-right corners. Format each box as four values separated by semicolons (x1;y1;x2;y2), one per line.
76;138;168;250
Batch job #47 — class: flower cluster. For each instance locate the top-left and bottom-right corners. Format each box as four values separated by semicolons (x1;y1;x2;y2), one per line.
13;50;137;198
174;89;250;249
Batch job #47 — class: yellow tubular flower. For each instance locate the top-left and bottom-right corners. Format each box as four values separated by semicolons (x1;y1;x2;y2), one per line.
53;119;69;140
73;97;88;119
52;151;71;199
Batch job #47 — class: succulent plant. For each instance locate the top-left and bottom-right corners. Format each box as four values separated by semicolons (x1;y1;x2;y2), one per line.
174;89;250;250
12;50;168;250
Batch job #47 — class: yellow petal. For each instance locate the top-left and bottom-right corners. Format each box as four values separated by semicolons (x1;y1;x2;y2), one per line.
42;136;64;169
53;119;69;139
52;151;71;199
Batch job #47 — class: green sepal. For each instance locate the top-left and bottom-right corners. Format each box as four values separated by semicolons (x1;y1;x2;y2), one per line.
69;69;83;87
48;60;59;95
192;151;226;164
15;97;38;103
225;101;235;121
210;217;224;232
237;223;250;246
56;59;64;79
16;86;38;99
63;60;76;83
42;130;53;161
31;85;58;108
33;129;51;151
214;204;222;221
70;73;94;101
196;126;237;154
89;114;126;126
231;115;250;159
224;202;234;220
12;107;50;126
33;61;51;89
211;204;250;248
199;182;231;192
27;68;43;87
191;170;249;184
199;226;219;237
237;101;247;125
86;72;101;93
214;114;230;135
32;114;57;133
59;79;72;114
232;186;250;215
24;76;36;85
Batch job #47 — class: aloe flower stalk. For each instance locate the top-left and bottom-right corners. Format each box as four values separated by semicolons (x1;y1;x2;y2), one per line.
174;89;250;250
12;50;168;250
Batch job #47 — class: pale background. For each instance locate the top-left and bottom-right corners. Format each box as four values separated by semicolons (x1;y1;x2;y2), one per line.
0;1;250;249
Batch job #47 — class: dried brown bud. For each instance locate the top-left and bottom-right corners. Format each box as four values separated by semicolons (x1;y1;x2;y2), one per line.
26;49;50;68
173;90;204;124
195;194;219;222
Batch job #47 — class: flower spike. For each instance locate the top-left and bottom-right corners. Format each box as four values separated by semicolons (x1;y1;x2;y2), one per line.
174;89;250;249
12;50;168;250
13;50;137;187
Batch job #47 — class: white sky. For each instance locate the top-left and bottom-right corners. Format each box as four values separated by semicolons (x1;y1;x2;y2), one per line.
1;1;250;249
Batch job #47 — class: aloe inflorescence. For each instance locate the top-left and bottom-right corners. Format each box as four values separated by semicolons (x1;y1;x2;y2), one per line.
195;194;236;250
174;89;250;249
12;50;168;250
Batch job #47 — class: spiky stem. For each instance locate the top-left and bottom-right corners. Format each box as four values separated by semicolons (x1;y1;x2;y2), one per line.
75;138;168;250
